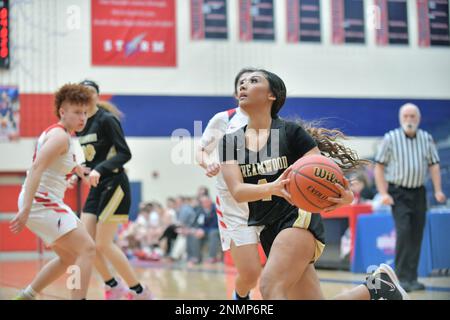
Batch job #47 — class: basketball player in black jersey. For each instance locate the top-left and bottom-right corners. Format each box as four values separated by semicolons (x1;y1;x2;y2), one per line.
76;80;153;300
220;69;409;300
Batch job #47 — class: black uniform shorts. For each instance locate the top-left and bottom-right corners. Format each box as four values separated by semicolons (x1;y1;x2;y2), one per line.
259;208;326;263
83;172;131;224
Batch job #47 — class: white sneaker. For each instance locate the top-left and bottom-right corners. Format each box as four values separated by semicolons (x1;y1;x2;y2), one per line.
104;279;129;300
13;290;36;300
128;287;154;300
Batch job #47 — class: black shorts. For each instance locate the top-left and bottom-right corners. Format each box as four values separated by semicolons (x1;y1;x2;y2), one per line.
83;172;131;223
259;209;326;263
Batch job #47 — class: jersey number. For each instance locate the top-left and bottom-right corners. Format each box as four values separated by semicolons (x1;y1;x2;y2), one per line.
82;144;96;162
258;179;272;201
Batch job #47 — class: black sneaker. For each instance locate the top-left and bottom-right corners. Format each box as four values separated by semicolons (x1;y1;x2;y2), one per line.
365;264;410;300
400;281;412;293
232;291;251;300
409;280;426;291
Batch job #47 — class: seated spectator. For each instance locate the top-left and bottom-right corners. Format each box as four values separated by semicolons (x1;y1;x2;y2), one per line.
167;196;197;262
197;186;210;198
118;204;153;258
159;197;179;257
186;195;221;266
350;173;375;204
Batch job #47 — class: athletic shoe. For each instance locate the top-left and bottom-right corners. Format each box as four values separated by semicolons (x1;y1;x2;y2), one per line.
105;279;129;300
400;281;412;293
128;287;154;300
13;290;36;300
232;290;251;300
409;280;426;291
365;264;410;300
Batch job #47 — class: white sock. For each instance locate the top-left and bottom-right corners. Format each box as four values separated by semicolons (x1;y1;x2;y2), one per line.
23;285;37;299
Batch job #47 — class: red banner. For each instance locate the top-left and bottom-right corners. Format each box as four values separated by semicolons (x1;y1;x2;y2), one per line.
375;0;389;45
331;0;345;44
91;0;176;67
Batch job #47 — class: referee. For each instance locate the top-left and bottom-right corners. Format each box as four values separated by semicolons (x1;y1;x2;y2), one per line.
374;103;447;292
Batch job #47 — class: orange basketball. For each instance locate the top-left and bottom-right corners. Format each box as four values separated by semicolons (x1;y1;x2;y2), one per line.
287;155;344;212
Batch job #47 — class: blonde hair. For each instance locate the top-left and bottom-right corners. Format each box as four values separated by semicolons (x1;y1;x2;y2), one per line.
97;100;123;119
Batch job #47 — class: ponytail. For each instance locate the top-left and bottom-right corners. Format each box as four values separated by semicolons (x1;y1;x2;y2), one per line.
97;100;123;120
296;119;370;172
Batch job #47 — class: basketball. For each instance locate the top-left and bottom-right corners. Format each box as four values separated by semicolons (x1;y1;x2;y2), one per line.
288;155;344;212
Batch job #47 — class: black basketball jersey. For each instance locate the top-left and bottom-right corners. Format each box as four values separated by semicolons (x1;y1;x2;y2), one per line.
76;107;131;177
220;117;317;226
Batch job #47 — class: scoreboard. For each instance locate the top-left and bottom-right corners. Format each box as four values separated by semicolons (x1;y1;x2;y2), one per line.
0;0;9;68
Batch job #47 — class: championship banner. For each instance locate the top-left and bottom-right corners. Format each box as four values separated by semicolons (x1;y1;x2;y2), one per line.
191;0;228;40
239;0;275;41
331;0;365;44
417;0;450;47
91;0;176;67
287;0;321;43
0;86;19;141
375;0;408;45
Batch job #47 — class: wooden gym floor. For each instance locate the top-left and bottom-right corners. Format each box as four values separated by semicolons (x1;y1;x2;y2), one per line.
1;256;449;300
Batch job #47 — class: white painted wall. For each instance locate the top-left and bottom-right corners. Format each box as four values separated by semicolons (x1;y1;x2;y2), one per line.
0;0;449;98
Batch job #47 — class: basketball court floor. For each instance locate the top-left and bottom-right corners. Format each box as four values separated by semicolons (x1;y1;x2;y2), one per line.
1;255;449;300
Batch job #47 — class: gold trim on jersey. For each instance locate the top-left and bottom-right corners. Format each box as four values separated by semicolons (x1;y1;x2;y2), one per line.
292;209;325;263
99;186;124;223
79;133;98;145
293;209;312;229
313;240;325;263
106;146;119;173
105;215;128;224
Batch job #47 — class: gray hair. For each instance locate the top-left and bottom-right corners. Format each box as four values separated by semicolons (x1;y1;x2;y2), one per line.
399;103;421;120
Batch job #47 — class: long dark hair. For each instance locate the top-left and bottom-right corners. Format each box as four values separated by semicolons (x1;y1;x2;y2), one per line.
234;68;368;171
295;118;370;172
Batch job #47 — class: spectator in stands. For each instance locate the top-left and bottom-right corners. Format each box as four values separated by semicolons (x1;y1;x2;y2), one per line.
186;195;221;265
159;198;178;257
350;173;374;204
168;196;197;261
120;204;153;256
197;186;210;199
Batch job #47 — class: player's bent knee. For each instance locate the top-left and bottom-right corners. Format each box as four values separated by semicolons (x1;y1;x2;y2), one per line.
260;279;286;300
62;254;77;266
78;238;96;259
95;241;111;253
260;271;290;299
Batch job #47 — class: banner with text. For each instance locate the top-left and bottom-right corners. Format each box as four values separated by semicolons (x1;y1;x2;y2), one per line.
91;0;176;67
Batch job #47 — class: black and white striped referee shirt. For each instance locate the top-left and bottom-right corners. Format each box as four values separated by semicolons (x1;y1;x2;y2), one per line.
375;128;440;189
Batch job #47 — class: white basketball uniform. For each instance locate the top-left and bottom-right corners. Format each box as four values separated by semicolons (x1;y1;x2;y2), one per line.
18;124;80;245
200;108;260;251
